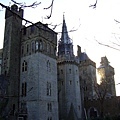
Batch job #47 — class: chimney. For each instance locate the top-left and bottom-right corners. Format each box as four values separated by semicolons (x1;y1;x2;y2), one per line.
77;45;81;57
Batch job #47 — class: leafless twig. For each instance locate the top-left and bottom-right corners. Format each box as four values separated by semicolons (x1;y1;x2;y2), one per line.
44;0;54;19
89;0;98;9
114;19;120;24
11;0;41;8
96;39;120;51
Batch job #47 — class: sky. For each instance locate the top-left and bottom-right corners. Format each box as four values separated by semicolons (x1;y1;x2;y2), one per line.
0;0;120;95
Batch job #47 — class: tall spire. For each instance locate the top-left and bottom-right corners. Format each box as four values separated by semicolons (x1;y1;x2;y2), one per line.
58;15;74;57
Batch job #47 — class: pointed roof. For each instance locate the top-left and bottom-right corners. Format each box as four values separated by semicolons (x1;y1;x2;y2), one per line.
60;15;72;44
58;15;74;57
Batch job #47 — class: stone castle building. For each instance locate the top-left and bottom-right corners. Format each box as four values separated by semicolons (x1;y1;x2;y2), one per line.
97;56;116;97
0;4;116;120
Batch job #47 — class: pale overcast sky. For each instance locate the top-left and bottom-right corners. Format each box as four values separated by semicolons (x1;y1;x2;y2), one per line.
0;0;120;95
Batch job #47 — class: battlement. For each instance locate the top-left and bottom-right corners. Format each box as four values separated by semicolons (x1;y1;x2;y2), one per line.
5;4;23;19
21;22;57;45
79;59;96;67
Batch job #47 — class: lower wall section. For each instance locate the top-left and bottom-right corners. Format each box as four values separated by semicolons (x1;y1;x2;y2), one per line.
27;100;59;120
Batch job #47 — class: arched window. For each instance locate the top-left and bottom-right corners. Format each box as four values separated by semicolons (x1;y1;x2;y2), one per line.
35;41;39;51
22;61;27;72
39;40;43;51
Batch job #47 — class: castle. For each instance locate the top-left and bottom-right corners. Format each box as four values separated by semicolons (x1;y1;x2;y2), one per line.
0;4;116;120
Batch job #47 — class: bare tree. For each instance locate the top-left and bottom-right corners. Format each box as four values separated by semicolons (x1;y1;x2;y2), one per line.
94;80;108;117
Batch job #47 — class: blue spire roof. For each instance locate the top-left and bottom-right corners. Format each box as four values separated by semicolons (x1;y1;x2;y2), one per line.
79;52;89;61
58;15;73;56
61;15;72;44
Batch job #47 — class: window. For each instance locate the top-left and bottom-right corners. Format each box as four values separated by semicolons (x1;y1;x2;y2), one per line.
22;61;27;72
40;40;43;51
61;70;63;74
77;81;79;85
22;82;27;97
78;105;80;110
47;117;52;120
69;69;71;74
35;41;39;51
47;60;51;72
47;103;52;112
21;46;24;56
47;82;51;96
21;102;27;113
69;80;72;85
31;42;35;53
26;44;29;54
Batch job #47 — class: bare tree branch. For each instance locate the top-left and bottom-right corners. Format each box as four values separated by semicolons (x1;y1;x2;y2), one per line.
96;39;120;51
11;0;41;8
114;19;120;24
44;0;54;19
89;0;98;9
111;42;120;47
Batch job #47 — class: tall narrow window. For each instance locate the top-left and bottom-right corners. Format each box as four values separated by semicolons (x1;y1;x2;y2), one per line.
35;41;39;51
40;40;43;51
22;61;27;72
26;44;29;54
47;103;52;112
47;82;51;96
21;82;27;97
69;69;71;74
21;46;24;56
69;80;72;85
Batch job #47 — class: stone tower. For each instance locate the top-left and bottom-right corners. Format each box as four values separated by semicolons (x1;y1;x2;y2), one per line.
77;47;97;100
2;4;23;118
97;56;116;96
19;22;59;120
57;15;82;120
